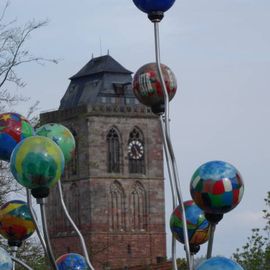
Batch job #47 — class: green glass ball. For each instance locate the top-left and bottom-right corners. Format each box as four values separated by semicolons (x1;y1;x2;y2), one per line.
10;136;65;192
36;123;75;163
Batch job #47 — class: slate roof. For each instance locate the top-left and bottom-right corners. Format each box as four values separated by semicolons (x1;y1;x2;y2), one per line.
70;55;132;80
59;55;136;110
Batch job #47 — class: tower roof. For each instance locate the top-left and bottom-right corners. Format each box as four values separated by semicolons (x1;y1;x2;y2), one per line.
59;55;139;110
70;55;132;80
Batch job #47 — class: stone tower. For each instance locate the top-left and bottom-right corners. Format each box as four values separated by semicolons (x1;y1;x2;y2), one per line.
40;55;166;270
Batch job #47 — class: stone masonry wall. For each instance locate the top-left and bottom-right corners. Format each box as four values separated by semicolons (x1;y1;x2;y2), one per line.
42;106;166;270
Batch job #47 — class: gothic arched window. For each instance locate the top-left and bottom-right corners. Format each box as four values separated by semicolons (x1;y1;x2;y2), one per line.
110;181;126;231
128;127;145;174
130;181;147;231
107;128;120;173
63;128;78;179
70;130;78;176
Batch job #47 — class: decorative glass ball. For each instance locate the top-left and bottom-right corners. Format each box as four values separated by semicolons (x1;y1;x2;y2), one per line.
133;0;176;14
190;161;244;214
36;123;75;163
10;136;65;196
0;113;34;161
170;200;209;246
196;256;244;270
132;63;177;108
56;253;89;270
0;246;12;270
0;200;35;246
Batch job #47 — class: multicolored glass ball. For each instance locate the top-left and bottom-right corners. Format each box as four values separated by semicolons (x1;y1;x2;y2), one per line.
0;246;12;270
56;253;89;270
0;200;35;245
132;63;177;108
36;123;75;163
170;200;209;246
10;136;65;191
133;0;176;14
196;256;244;270
190;161;244;214
0;113;34;161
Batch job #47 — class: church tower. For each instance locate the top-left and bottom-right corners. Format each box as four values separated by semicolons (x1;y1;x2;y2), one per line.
40;55;166;269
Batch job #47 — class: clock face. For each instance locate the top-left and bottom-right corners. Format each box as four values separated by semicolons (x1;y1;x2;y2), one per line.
128;140;144;160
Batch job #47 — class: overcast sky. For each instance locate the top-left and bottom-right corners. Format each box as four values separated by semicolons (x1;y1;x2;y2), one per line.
4;0;270;260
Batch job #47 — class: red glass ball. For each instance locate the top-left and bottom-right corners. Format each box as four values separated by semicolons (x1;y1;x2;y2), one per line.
132;63;177;108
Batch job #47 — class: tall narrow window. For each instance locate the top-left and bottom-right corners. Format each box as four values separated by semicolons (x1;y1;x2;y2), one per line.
110;181;126;231
63;129;78;178
107;128;120;173
128;127;145;174
130;181;147;231
70;130;78;176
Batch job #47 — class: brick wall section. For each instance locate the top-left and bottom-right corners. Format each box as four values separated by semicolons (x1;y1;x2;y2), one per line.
114;261;172;270
41;105;166;270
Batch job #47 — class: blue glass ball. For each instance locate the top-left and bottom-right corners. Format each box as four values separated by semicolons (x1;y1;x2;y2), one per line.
133;0;176;14
196;257;244;270
0;247;12;270
56;253;89;270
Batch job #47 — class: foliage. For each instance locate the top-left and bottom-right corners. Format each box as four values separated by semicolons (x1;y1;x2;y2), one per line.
232;192;270;270
0;237;47;270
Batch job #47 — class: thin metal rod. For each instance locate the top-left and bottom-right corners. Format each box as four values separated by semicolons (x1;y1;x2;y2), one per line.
154;22;170;133
57;181;95;270
160;117;177;208
26;189;47;253
11;257;33;270
153;21;192;269
206;223;216;259
11;246;17;270
171;236;177;270
160;117;177;270
38;198;58;270
190;254;195;270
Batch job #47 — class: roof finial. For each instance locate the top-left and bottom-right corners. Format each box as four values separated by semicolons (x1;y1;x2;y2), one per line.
99;38;102;56
107;49;110;55
92;53;94;59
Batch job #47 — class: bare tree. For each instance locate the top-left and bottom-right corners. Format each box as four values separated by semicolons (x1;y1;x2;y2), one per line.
0;2;57;267
0;0;58;195
0;1;57;111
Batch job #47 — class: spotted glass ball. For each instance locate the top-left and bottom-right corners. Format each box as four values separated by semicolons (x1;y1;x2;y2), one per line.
56;253;89;270
170;200;209;246
0;113;34;161
36;123;75;163
132;63;177;108
0;200;35;246
190;161;244;214
196;256;244;270
10;136;65;193
133;0;176;14
0;246;12;270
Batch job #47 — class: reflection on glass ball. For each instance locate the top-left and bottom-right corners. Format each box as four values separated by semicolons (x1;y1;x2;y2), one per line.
132;63;177;108
0;200;35;246
190;161;244;214
10;136;64;193
0;246;12;270
133;0;176;14
56;253;89;270
0;113;34;161
36;123;75;163
196;256;244;270
170;200;209;246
